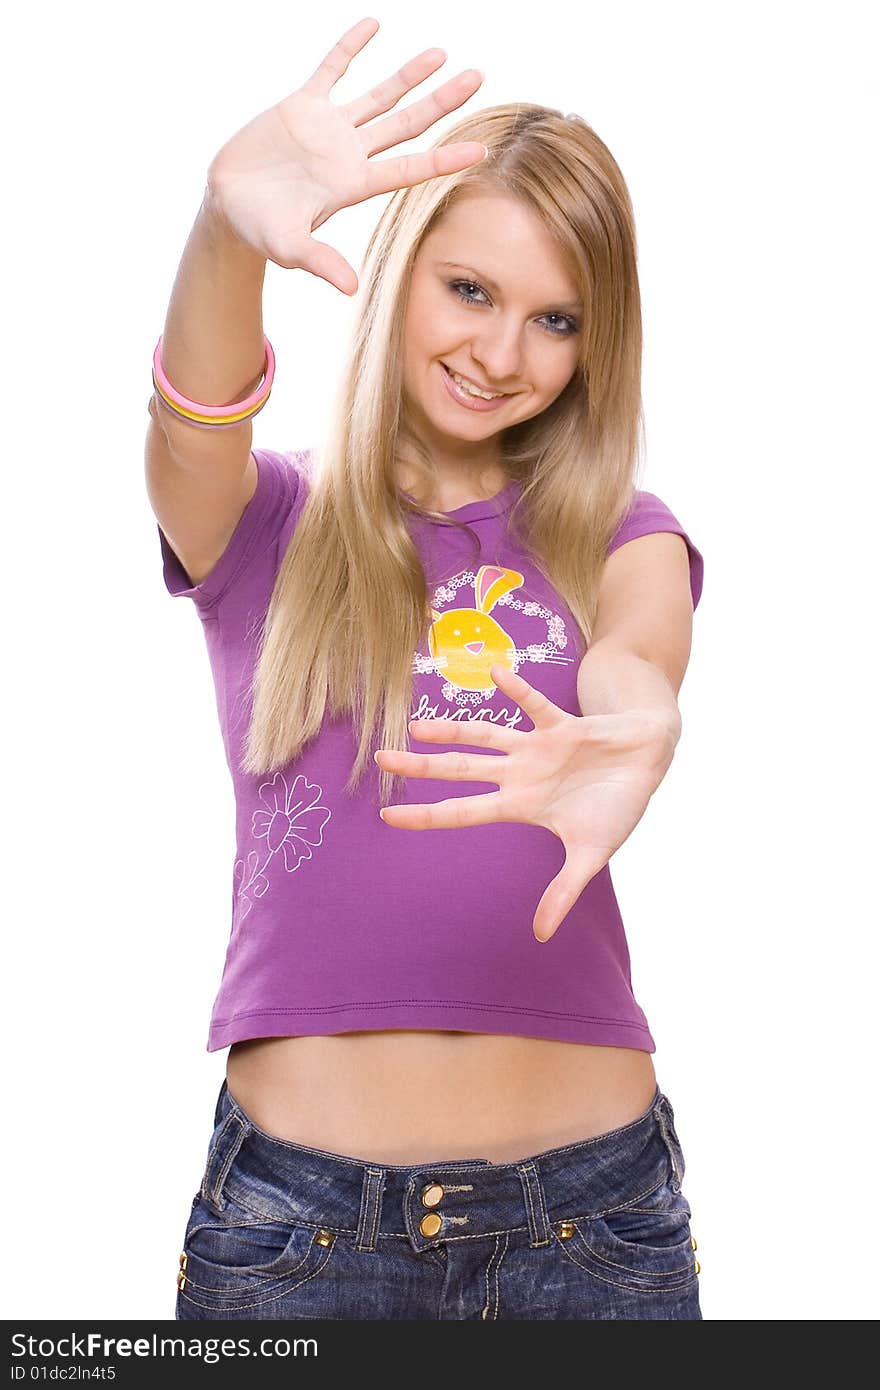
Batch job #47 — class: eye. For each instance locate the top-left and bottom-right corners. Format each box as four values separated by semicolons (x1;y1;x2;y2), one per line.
448;281;578;337
543;312;579;336
451;280;490;307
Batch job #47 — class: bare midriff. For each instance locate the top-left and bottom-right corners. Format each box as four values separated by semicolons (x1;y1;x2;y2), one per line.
225;1032;658;1165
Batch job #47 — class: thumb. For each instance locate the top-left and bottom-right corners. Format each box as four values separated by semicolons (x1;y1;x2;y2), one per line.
298;238;359;297
533;844;607;943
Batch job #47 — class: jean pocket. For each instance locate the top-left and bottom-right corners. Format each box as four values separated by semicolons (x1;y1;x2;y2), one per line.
554;1178;699;1294
176;1192;338;1315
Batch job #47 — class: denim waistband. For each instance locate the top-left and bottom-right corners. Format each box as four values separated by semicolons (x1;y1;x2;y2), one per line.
199;1078;687;1256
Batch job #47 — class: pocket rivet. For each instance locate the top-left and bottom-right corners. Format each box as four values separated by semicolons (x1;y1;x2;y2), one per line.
316;1228;334;1247
694;1259;701;1275
179;1252;188;1270
177;1271;187;1291
558;1221;575;1239
691;1235;698;1251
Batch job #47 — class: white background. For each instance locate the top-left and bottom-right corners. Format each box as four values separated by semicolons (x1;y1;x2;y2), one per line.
3;0;877;1322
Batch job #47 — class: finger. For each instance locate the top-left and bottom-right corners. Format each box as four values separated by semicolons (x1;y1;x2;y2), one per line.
364;137;488;199
379;790;504;831
490;663;560;732
298;238;359;296
374;747;506;784
532;846;607;943
302;17;381;99
356;68;485;159
408;718;519;754
342;46;449;130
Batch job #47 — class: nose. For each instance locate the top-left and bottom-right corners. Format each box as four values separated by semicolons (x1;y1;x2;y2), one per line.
469;322;524;386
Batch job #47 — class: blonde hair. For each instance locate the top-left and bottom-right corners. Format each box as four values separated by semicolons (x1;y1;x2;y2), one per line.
241;102;645;806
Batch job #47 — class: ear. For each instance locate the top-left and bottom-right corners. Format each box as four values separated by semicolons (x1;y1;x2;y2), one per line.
430;608;442;623
475;565;525;614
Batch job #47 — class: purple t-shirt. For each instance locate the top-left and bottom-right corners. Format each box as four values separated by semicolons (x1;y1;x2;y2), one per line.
157;448;704;1053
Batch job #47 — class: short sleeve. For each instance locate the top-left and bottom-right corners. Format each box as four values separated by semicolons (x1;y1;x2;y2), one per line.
157;447;304;614
607;489;704;611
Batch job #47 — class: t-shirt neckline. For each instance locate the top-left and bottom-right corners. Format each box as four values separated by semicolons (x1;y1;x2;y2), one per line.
403;477;522;524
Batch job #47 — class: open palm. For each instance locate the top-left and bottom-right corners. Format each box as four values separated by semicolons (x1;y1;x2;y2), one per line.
375;663;678;941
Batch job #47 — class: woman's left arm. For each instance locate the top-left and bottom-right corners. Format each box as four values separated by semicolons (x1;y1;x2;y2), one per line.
577;528;695;748
376;530;697;941
581;528;694;707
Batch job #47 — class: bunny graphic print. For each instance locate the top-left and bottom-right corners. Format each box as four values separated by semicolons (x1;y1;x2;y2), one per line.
413;563;573;730
157;448;703;1053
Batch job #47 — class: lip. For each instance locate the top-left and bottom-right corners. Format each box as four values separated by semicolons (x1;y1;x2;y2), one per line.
440;362;512;412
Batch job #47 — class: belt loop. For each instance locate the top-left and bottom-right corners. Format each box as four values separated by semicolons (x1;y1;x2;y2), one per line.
517;1161;551;1247
213;1077;229;1128
355;1167;386;1253
655;1094;684;1192
200;1108;250;1213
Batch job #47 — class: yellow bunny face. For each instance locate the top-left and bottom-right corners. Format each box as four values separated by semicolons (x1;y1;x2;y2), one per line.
427;565;525;692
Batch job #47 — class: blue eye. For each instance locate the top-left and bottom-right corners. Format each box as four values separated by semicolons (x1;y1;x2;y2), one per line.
452;280;490;306
448;280;578;337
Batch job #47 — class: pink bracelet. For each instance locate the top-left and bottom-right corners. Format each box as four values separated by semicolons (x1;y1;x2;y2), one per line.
152;333;275;429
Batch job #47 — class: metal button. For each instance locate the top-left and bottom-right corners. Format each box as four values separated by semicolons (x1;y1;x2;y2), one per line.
177;1271;187;1291
694;1259;701;1274
558;1221;575;1239
420;1211;443;1238
315;1229;334;1247
421;1182;445;1208
691;1235;698;1251
179;1252;187;1270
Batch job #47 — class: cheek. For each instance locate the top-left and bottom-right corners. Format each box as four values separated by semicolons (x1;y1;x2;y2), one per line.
539;355;580;398
412;284;461;342
404;298;448;362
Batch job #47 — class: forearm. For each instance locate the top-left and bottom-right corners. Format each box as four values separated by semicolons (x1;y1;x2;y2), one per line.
576;640;682;743
153;186;268;442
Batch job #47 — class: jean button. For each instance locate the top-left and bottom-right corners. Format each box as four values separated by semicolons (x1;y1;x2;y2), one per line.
421;1182;445;1208
420;1211;443;1238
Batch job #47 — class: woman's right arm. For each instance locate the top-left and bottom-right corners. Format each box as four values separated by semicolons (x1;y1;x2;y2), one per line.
145;189;268;588
145;16;489;588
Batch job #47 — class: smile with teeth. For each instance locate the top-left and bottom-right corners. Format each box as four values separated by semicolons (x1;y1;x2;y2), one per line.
442;364;508;400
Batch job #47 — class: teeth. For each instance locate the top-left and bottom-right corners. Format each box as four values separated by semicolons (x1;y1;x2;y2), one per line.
448;367;505;400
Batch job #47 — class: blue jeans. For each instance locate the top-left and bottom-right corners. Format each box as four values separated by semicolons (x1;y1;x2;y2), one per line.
175;1078;702;1320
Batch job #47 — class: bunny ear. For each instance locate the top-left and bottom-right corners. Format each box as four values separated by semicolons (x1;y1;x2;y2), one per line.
475;565;525;613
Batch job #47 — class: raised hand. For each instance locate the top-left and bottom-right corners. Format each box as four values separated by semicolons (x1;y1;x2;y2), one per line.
374;664;680;943
205;16;488;293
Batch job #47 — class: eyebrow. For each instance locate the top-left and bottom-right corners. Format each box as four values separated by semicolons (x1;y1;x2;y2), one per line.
437;261;583;312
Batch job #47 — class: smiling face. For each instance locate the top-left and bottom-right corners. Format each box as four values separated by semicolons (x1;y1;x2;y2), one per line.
399;190;583;493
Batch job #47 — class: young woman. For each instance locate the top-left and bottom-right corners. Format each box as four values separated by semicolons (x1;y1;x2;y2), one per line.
148;16;705;1321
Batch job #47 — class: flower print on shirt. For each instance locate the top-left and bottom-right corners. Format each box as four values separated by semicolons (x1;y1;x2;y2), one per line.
233;771;331;925
411;563;574;723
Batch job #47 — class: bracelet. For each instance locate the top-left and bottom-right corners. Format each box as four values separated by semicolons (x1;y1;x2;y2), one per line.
151;333;275;430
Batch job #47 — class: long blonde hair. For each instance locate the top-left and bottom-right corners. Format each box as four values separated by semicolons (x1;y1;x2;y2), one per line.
241;102;645;806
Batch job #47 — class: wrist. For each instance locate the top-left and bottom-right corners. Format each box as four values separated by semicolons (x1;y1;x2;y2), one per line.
199;182;266;268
